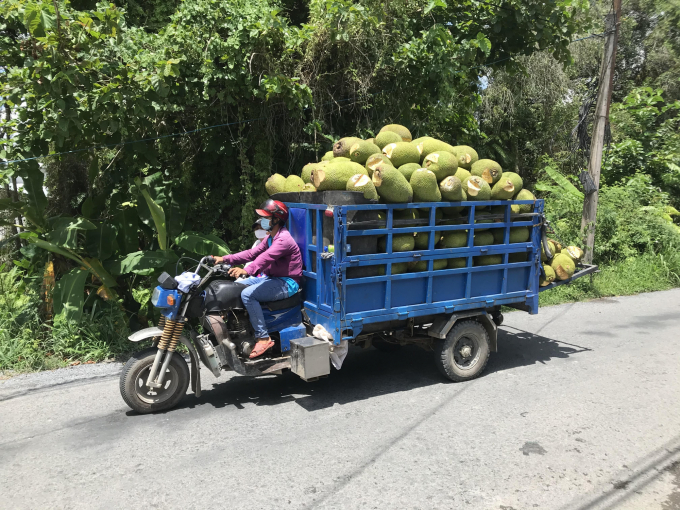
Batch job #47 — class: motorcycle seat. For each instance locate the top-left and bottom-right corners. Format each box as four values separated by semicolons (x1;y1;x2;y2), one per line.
262;291;303;311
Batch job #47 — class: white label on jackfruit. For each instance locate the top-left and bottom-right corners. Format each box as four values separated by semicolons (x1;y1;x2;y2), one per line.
350;143;361;154
426;153;439;163
416;142;424;155
467;180;480;196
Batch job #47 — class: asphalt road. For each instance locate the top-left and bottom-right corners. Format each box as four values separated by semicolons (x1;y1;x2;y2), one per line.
1;289;680;510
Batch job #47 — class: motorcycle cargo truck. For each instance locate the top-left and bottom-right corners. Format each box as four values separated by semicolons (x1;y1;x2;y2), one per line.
120;193;596;413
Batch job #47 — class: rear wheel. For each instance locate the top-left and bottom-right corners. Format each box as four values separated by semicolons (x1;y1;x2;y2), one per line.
120;347;189;414
435;320;490;382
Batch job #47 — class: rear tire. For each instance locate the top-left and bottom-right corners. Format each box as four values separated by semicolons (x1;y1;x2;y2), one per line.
435;320;490;382
120;347;189;414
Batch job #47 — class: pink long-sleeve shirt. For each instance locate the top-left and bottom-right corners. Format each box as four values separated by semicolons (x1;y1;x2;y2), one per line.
224;227;303;282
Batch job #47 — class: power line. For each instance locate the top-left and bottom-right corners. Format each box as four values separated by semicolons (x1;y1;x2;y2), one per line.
0;31;606;168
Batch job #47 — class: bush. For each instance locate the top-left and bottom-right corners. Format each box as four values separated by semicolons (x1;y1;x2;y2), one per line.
538;171;680;264
0;264;133;372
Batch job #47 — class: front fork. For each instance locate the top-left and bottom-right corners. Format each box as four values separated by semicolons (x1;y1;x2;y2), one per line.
146;316;185;388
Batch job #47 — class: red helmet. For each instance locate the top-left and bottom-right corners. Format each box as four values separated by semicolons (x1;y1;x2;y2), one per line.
256;199;289;223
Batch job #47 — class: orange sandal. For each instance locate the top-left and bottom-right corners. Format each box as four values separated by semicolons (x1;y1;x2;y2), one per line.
249;339;275;359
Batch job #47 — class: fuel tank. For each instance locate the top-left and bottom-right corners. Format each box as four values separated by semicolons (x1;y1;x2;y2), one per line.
204;279;246;312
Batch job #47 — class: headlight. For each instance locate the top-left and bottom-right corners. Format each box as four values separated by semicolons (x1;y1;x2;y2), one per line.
151;287;161;307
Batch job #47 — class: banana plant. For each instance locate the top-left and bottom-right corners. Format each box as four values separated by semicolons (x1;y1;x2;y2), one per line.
0;165;230;321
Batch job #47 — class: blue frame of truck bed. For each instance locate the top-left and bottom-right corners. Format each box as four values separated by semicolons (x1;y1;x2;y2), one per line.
285;199;544;345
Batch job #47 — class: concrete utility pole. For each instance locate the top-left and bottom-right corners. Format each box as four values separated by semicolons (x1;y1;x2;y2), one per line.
581;0;621;264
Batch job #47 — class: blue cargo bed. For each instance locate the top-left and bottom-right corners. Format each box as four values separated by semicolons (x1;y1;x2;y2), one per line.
285;198;545;344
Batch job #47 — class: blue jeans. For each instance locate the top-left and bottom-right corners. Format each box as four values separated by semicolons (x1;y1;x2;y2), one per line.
239;276;289;339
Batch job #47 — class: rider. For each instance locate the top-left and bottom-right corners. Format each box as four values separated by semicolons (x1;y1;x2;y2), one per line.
212;199;303;359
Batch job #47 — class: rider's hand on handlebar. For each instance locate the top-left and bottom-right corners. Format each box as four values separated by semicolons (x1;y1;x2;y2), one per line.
209;255;224;265
228;267;249;278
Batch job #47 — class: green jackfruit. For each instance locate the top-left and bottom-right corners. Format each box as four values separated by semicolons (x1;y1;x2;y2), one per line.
415;139;456;161
411;136;434;146
302;183;316;192
474;231;494;246
453;168;472;188
491;228;505;244
372;164;413;203
397;162;421;181
492;172;523;199
383;142;420;167
393;208;419;226
551;253;575;280
408;259;447;272
378;233;415;253
365;154;394;175
366;138;374;145
563;246;584;262
313;161;368;191
540;264;556;286
440;230;468;248
471;159;502;185
301;163;315;184
301;161;328;184
414;231;443;250
493;227;530;244
379;124;412;142
509;227;530;243
321;151;334;162
410;169;442;202
541;240;556;262
475;254;503;266
333;137;362;158
439;176;465;202
347;174;379;200
549;238;563;253
513;189;535;213
422;151;458;181
491;175;518;199
375;131;403;149
284;175;306;192
265;174;286;196
465;176;492;201
448;258;466;269
452;146;479;170
349;141;382;164
509;252;528;263
378;262;409;275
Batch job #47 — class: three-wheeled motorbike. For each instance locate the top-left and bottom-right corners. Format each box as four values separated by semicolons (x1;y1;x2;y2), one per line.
120;257;313;414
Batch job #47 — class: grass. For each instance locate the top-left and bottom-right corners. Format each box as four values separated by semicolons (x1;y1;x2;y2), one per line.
539;250;680;307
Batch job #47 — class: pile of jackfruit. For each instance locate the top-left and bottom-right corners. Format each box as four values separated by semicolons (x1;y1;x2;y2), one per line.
265;123;533;204
541;241;584;285
265;123;583;274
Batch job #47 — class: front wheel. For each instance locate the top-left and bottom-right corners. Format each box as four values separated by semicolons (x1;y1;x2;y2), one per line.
120;347;189;414
434;320;490;382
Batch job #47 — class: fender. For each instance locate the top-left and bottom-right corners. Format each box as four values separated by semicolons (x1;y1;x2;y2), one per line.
127;327;202;398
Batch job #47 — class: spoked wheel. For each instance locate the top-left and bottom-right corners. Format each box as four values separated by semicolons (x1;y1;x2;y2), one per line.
120;347;189;414
435;320;490;382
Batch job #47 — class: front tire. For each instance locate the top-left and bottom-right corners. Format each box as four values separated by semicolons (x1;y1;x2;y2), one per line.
435;320;490;382
120;347;189;414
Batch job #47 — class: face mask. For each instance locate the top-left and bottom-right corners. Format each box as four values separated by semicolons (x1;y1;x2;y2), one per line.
260;218;272;231
254;229;267;239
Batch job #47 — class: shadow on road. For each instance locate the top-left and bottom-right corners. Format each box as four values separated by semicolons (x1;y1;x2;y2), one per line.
139;326;592;416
